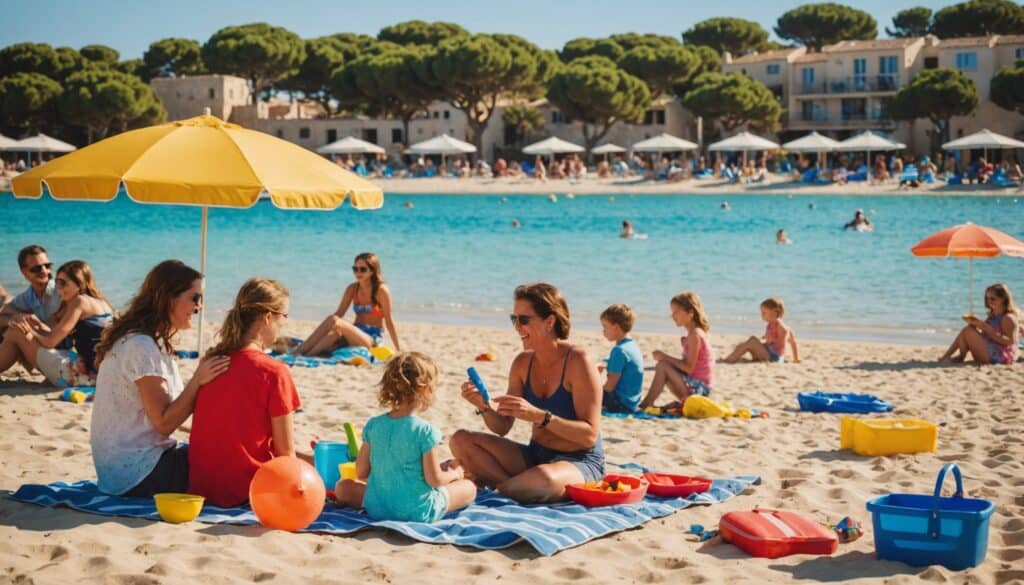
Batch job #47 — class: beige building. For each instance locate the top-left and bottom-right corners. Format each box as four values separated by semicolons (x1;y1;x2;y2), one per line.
723;34;1024;154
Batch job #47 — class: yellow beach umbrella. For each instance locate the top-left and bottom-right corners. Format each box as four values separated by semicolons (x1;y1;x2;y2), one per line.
11;112;383;350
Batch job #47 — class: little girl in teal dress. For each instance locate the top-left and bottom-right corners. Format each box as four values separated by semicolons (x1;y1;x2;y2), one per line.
334;352;477;522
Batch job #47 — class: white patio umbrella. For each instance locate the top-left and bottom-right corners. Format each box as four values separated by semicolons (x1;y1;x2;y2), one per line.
523;136;585;167
708;131;779;164
316;136;385;155
14;133;76;153
783;131;841;171
837;131;904;173
0;133;19;150
942;128;1024;162
592;143;626;162
631;133;698;153
407;133;476;173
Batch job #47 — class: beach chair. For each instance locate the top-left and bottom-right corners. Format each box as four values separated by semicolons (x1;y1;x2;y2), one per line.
947;174;963;185
921;171;935;184
382;166;394;178
990;170;1014;187
801;168;817;183
899;165;919;183
354;164;369;177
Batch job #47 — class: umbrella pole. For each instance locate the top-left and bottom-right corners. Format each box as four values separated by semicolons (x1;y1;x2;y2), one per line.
969;256;974;315
197;205;208;354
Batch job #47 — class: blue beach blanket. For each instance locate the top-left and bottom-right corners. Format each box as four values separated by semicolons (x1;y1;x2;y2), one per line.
603;409;682;420
9;473;758;556
271;346;378;369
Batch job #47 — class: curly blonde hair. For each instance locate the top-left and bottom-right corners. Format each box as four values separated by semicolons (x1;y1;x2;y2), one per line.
378;352;438;411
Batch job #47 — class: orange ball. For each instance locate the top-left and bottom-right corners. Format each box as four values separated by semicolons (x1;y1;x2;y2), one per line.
249;456;325;531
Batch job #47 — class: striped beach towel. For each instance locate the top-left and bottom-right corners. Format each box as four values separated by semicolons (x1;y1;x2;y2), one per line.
10;473;758;556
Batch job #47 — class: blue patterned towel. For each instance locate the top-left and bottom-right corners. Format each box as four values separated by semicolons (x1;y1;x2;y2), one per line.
9;473;758;556
271;345;379;368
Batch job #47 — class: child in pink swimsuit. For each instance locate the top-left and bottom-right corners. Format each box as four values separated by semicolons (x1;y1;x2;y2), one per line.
638;291;715;410
723;297;800;364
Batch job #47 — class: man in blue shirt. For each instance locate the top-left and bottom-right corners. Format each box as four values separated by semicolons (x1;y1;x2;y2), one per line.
599;304;644;412
0;245;61;342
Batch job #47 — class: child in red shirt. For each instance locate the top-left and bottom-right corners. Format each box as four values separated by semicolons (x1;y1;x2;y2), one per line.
188;278;305;507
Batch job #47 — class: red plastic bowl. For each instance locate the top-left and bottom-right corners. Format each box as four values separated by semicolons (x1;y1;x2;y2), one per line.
566;474;649;507
642;473;712;497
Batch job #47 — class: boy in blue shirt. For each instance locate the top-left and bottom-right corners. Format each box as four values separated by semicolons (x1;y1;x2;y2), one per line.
600;304;644;412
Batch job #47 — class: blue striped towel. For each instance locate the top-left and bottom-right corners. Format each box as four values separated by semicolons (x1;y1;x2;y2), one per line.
10;472;758;556
603;410;681;420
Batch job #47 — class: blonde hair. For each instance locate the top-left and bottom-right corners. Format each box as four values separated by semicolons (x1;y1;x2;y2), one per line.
601;303;635;333
671;291;710;332
515;283;571;339
985;283;1019;317
760;297;785;318
206;278;289;358
378;352;438;411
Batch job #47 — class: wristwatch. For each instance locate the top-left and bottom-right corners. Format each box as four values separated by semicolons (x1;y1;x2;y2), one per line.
538;410;553;428
474;407;490;416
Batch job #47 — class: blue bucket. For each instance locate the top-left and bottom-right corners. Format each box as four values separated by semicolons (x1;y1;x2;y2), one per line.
866;463;994;570
313;441;353;489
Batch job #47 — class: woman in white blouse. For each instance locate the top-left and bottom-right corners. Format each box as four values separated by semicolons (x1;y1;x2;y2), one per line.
90;260;229;497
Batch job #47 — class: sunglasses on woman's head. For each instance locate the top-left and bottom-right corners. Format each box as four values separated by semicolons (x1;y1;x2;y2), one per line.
352;265;371;273
28;262;52;274
509;314;536;325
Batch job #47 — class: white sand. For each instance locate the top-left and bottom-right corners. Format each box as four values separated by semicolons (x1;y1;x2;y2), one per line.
1;320;1021;584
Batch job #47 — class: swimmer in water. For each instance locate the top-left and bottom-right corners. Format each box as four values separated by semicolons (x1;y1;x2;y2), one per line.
620;220;635;239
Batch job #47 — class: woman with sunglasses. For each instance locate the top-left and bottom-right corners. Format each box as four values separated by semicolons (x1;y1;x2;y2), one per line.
297;252;401;356
90;260;230;497
940;283;1020;365
451;283;604;503
0;260;113;385
188;278;310;507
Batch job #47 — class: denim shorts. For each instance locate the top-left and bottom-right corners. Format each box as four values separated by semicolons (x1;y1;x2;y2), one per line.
355;323;383;346
517;437;605;482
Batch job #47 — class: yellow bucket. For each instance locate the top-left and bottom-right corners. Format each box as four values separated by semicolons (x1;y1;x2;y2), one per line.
154;493;205;523
840;417;938;456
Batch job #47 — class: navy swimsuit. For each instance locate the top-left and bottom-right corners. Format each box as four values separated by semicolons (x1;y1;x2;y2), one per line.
518;348;605;482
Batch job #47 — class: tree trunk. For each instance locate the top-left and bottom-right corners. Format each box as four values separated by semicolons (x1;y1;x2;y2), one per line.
582;121;614;163
401;112;413;149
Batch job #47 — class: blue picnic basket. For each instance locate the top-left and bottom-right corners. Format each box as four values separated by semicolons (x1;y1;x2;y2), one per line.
866;463;994;569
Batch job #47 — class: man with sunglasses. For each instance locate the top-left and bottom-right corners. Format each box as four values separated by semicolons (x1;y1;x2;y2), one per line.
0;245;62;341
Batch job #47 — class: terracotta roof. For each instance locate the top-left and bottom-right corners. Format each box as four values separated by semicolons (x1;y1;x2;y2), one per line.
938;36;997;48
793;53;827;63
995;34;1024;46
825;38;919;53
729;48;804;65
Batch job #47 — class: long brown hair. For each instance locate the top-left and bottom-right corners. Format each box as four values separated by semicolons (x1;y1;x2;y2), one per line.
53;260;108;322
672;291;710;332
515;282;571;339
95;260;202;365
354;252;383;307
985;283;1019;317
206;278;289;358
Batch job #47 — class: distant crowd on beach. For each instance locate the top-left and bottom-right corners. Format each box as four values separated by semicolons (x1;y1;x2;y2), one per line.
323;149;1024;191
1;242;1019;522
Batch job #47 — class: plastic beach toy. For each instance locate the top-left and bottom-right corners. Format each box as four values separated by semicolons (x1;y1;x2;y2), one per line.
369;346;394;362
683;395;734;419
154;493;204;523
313;441;352;489
566;474;648;507
643;473;712;497
720;508;838;558
798;391;893;413
840;417;937;456
467;367;490;403
249;456;325;531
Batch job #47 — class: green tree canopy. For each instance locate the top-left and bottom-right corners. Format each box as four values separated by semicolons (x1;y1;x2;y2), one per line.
618;43;700;98
143;38;205;80
378;20;467;45
774;3;877;51
427;33;553;154
671;45;721;96
115;59;145;78
58;66;163;142
202;23;306;103
680;71;782;132
79;44;120;66
279;36;350;116
931;0;1024;38
886;7;933;37
890;68;978;148
546;55;650;155
608;33;680;52
559;37;625;63
501;104;544;148
52;47;87;81
682;18;770;56
991;62;1024;115
0;43;61;79
0;72;62;134
333;46;445;146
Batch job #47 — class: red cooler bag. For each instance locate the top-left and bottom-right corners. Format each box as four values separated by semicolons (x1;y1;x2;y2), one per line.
719;509;838;558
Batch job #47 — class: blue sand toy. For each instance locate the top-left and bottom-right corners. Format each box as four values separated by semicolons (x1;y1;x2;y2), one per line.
797;391;892;413
467;367;490;403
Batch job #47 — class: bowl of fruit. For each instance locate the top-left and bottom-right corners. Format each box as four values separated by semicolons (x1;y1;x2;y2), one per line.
565;474;648;507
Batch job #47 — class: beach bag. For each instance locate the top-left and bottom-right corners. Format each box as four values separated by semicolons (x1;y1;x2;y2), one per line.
719;508;837;558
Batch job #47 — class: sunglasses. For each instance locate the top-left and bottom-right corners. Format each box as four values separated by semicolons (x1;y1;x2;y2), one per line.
509;314;537;326
28;262;53;275
352;265;371;273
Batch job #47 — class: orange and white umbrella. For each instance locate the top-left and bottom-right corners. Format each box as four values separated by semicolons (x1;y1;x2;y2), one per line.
911;222;1024;312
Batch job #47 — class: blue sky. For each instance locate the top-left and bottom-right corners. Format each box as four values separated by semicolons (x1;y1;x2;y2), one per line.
4;0;953;59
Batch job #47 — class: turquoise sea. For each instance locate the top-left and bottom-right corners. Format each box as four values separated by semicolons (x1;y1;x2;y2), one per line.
2;192;1022;344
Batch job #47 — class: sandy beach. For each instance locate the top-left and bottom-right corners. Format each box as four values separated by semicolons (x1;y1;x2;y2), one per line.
1;320;1021;584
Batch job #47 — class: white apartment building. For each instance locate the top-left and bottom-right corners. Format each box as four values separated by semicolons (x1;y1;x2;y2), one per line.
724;34;1024;154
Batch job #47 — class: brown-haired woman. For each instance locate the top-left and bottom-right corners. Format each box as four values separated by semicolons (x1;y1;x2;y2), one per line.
0;260;113;386
451;283;604;503
188;278;308;507
297;252;401;356
90;260;230;497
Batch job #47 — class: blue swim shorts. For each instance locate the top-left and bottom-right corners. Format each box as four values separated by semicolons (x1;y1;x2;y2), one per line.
517;438;605;483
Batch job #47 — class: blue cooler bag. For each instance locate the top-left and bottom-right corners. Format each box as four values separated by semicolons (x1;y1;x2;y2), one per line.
866;463;994;569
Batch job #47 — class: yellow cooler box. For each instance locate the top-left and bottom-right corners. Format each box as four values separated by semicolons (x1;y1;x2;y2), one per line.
840;417;937;456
